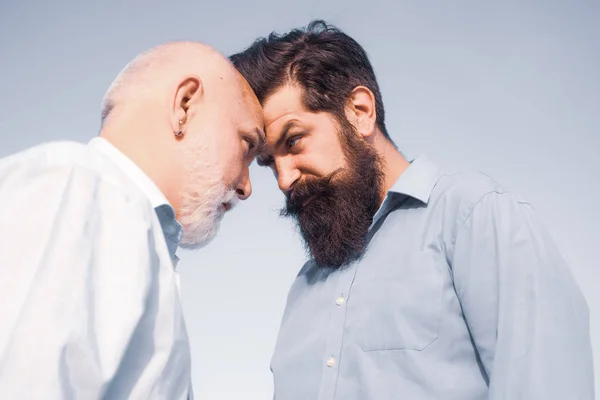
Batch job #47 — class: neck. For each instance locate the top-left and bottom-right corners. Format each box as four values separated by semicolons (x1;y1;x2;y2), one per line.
372;132;410;199
99;117;182;210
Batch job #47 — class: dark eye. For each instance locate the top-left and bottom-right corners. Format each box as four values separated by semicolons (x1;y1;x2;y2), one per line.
287;136;300;148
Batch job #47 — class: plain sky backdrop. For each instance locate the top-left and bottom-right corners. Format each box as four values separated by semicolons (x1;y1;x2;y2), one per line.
1;1;598;398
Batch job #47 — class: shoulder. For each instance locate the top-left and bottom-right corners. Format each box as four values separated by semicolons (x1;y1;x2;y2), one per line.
0;141;153;218
428;167;532;242
433;169;507;207
432;168;520;216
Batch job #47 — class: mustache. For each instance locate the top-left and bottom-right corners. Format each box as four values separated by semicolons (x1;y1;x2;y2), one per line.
222;188;239;209
283;169;343;214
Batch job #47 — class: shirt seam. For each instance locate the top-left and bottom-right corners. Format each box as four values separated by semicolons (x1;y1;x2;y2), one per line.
453;190;505;246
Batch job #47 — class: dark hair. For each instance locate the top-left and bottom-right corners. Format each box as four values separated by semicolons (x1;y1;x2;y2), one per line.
229;20;393;143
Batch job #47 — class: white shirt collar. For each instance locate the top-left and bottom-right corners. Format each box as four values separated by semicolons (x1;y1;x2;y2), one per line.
88;137;170;208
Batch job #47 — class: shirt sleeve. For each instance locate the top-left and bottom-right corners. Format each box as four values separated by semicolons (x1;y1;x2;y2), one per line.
450;191;594;399
0;162;158;398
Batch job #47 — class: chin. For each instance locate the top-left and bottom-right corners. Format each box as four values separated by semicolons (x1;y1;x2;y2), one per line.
178;192;231;249
179;216;222;250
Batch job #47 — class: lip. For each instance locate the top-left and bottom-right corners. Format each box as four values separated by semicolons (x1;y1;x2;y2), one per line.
221;202;232;212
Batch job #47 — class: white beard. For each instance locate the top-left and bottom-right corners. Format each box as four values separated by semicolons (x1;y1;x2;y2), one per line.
178;132;238;250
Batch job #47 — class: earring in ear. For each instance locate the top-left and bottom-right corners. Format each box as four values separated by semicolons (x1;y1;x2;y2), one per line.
175;120;184;137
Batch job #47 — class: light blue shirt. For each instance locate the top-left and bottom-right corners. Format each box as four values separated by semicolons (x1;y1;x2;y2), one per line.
271;155;594;400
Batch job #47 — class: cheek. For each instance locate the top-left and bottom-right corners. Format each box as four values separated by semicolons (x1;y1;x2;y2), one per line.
218;135;246;184
300;145;345;177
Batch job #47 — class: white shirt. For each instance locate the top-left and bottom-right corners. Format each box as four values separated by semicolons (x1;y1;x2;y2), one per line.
0;138;193;399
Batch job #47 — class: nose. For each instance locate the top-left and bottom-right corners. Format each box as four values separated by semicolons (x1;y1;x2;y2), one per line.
235;166;252;201
275;158;301;193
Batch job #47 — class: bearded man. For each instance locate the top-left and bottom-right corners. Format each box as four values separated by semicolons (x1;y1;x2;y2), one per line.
230;20;594;400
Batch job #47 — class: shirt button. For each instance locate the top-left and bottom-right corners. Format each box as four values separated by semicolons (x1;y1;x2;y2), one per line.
335;297;345;306
326;357;336;367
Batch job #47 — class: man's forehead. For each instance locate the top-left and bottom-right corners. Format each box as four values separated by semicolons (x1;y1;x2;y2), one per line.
237;93;264;128
262;85;303;128
237;100;266;142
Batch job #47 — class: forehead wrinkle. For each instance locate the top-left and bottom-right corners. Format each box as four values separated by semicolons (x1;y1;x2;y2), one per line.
265;110;296;133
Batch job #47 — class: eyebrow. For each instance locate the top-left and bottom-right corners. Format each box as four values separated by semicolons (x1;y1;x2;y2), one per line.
255;127;267;154
275;120;300;149
256;119;301;167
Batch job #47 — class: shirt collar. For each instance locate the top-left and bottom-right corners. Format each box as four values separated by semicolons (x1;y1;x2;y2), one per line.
369;155;441;231
387;154;441;204
88;137;183;265
88;137;170;209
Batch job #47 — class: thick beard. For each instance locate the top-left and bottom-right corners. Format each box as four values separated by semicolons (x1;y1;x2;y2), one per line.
280;119;385;269
178;132;237;250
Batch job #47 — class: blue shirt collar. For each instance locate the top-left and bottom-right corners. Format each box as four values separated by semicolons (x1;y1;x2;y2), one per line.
369;155;441;231
387;154;441;204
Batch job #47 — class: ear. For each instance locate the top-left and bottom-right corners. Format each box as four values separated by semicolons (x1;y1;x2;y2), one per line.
171;75;204;136
344;86;376;139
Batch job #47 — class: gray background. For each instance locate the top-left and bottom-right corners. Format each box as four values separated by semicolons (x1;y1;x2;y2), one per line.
1;1;598;398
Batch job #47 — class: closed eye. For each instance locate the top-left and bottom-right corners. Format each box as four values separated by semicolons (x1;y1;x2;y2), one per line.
244;137;257;155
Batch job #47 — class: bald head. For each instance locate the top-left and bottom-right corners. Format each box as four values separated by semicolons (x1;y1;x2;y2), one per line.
101;41;243;125
97;40;264;249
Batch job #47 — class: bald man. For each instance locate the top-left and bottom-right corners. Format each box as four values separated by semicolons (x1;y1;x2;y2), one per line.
0;42;264;399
